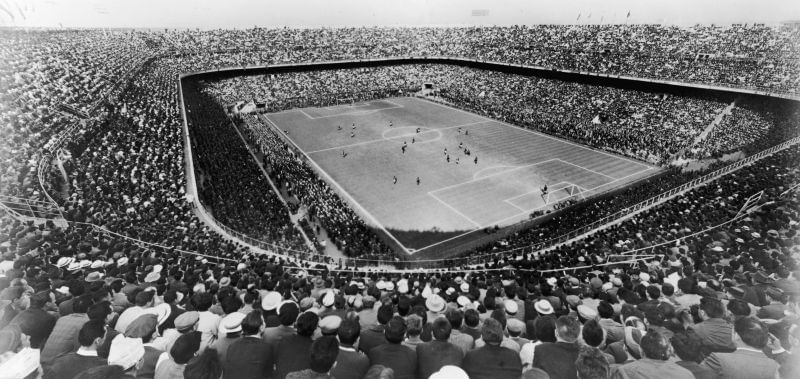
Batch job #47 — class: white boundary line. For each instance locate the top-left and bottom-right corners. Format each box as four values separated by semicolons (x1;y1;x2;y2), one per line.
504;181;568;203
266;98;660;255
428;192;483;228
557;159;617;180
302;104;404;119
262;113;413;253
323;101;374;110
421;99;656;171
430;159;559;196
472;165;519;180
306;120;493;155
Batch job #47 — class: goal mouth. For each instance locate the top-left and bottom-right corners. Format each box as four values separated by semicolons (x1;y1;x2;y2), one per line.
542;182;588;205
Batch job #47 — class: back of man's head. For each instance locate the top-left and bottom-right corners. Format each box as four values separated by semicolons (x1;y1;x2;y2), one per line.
337;318;360;346
296;311;320;337
581;319;605;348
576;346;609;379
481;318;504;345
640;329;670;360
135;290;155;307
78;320;106;347
464;308;480;328
241;310;263;336
278;302;299;327
671;330;704;363
377;304;394;325
431;316;452;341
646;286;661;300
734;316;768;349
384;316;406;344
73;294;94;314
555;315;581;343
700;297;724;319
445;309;463;329
309;336;339;374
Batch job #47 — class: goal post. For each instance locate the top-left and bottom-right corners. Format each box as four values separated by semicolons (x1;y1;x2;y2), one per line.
542;183;586;204
336;97;355;106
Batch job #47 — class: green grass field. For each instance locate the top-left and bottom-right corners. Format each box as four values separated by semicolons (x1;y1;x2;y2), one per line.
261;97;658;254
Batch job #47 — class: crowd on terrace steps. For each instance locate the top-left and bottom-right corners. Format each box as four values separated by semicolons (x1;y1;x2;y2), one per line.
0;144;799;377
0;25;799;378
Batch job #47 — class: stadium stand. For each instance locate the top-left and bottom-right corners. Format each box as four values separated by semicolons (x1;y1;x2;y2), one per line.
0;25;798;378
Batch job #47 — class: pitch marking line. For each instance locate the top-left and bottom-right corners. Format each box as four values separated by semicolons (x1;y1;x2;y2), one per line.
261;114;413;253
504;181;568;203
301;105;404;120
323;102;375;110
427;192;483;228
305;120;494;155
556;160;617;180
472;165;519;180
430;159;559;196
420;99;655;171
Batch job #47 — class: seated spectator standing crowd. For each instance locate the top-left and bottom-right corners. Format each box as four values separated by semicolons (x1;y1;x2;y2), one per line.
0;25;799;379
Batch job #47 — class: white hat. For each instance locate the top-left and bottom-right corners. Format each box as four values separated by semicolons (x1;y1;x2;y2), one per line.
639;273;650;283
459;283;470;292
221;312;246;334
149;303;172;326
546;277;557;286
144;272;160;283
192;283;206;294
108;334;145;370
457;296;471;307
236;263;247;271
262;291;282;311
79;259;92;269
152;264;163;274
430;365;469;379
90;260;105;269
397;279;409;294
425;294;446;313
504;299;518;315
384;281;395;291
67;262;81;272
421;284;433;299
534;300;554;315
376;280;387;290
322;290;335;307
56;257;74;268
117;257;129;267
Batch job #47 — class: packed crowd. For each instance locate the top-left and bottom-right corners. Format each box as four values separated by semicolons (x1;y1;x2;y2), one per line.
182;84;305;253
0;25;798;378
0;157;798;377
239;114;394;261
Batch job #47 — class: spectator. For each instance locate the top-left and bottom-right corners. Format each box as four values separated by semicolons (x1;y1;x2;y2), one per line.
417;316;463;379
286;336;339;379
223;310;273;379
701;317;780;379
331;318;370;379
618;329;694;379
463;318;522;379
367;316;417;379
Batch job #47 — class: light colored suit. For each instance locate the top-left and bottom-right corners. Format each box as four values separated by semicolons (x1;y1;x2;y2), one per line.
701;348;779;379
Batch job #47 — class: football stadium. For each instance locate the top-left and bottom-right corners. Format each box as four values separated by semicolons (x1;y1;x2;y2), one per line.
1;1;799;378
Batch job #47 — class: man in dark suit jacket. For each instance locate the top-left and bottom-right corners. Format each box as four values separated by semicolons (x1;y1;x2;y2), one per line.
367;316;417;379
224;310;275;379
275;311;319;379
463;318;522;379
701;317;779;379
417;317;463;379
670;331;716;379
690;297;736;354
331;319;369;379
358;303;393;354
46;320;107;379
532;315;582;379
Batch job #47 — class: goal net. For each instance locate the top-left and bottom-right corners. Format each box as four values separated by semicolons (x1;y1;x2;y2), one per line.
336;97;355;106
542;183;587;204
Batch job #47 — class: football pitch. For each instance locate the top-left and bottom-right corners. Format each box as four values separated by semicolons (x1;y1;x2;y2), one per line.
260;97;658;254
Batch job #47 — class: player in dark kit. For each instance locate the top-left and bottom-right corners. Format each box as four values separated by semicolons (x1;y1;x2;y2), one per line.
393;176;397;185
416;177;420;185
